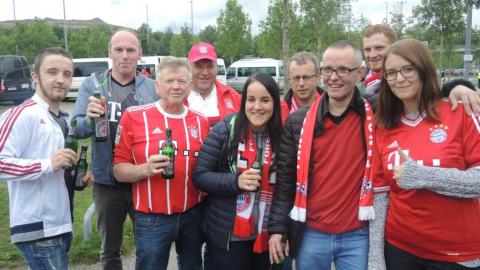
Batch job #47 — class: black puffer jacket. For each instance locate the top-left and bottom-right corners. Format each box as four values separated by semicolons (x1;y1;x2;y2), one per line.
192;114;242;251
267;89;376;258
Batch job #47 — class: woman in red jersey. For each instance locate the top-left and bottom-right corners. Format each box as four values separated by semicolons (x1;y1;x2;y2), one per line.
193;73;283;270
368;38;480;270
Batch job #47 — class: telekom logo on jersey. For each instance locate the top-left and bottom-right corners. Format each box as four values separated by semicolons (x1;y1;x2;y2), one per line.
108;102;122;122
386;149;441;170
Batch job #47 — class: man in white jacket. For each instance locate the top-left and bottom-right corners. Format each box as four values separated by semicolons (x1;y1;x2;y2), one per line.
0;47;78;269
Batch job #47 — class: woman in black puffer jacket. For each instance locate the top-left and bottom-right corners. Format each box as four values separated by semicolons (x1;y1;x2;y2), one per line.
193;73;283;270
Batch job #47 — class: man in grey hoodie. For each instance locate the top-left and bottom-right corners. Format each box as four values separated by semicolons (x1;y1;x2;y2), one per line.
72;29;158;270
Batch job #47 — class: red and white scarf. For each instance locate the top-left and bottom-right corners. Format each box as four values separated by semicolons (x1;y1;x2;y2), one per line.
289;94;376;222
364;71;383;95
231;129;274;253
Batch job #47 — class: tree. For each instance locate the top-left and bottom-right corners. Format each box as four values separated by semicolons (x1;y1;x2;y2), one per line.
412;0;466;70
156;27;174;55
199;25;217;44
215;0;253;63
12;20;61;62
299;0;343;58
69;28;90;58
282;0;290;92
170;35;188;57
181;24;193;48
85;26;109;57
137;23;153;55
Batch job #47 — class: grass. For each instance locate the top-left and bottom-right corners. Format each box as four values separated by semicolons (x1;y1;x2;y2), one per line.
0;139;135;268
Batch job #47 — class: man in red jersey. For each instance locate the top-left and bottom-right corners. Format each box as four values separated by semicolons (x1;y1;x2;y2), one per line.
187;42;241;126
363;24;480;115
113;56;210;270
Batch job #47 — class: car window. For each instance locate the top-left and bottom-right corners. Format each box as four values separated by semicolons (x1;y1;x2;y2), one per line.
74;62;109;77
227;68;235;79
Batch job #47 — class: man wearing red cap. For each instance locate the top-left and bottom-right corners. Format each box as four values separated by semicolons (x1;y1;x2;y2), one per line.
187;42;241;127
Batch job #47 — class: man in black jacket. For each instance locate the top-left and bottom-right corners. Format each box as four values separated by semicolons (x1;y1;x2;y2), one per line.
268;40;372;270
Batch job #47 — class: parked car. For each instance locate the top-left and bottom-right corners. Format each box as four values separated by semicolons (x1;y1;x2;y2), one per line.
0;55;34;104
216;58;227;85
67;57;112;99
227;58;284;93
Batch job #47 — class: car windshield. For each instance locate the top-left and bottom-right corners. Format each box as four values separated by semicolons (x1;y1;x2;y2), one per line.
0;56;31;81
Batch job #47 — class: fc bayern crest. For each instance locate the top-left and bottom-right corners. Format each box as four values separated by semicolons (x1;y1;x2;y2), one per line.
199;45;208;54
189;126;199;139
225;98;234;109
236;193;252;212
429;125;448;143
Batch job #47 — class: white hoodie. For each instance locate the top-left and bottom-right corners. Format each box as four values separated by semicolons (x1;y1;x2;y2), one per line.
0;94;72;243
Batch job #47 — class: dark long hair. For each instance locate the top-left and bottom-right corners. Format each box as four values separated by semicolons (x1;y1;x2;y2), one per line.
376;39;442;129
223;73;283;165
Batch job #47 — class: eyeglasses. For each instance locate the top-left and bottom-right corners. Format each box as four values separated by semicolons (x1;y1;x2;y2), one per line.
162;79;189;86
319;65;360;77
290;74;317;83
384;65;418;81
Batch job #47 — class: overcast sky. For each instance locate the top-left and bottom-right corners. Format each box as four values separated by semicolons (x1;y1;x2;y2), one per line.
1;0;479;34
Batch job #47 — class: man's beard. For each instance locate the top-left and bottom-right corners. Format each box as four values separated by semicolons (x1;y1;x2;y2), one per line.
37;76;67;103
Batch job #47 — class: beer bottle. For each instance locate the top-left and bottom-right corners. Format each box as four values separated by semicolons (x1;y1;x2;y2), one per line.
250;146;263;190
93;90;108;142
74;145;88;190
269;234;287;270
64;119;78;170
161;128;174;179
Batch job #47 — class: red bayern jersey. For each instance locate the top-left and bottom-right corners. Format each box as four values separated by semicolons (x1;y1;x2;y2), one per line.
114;102;210;215
372;100;480;262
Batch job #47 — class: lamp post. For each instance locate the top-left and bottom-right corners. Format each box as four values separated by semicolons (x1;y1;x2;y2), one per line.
63;0;68;52
12;0;19;54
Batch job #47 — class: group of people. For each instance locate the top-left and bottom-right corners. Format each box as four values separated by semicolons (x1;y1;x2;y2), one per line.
0;24;479;270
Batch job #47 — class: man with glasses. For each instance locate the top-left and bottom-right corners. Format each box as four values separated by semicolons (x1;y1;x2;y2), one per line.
72;29;158;270
363;24;479;115
268;40;373;270
280;52;323;123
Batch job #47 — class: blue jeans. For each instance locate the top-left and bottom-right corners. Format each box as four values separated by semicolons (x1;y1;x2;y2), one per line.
296;226;368;270
15;232;72;270
135;203;205;270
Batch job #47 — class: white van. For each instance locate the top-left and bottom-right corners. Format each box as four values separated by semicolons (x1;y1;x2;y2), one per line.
68;57;112;99
226;58;284;92
137;56;163;80
216;58;227;84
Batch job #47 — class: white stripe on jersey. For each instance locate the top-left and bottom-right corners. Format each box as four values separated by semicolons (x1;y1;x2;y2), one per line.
142;111;153;212
196;116;203;144
182;118;190;212
163;116;171;215
471;114;480;134
126;103;157;113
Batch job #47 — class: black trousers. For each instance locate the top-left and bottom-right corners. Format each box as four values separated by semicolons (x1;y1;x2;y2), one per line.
385;242;480;270
208;240;270;270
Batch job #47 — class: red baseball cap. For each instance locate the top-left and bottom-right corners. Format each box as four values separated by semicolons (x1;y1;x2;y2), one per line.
188;42;217;62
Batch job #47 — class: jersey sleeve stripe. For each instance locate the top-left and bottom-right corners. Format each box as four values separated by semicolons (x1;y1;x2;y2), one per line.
0;162;42;176
471;114;480;134
0;100;36;152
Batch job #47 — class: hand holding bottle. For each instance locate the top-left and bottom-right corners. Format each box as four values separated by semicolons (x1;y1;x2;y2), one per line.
238;169;261;191
144;154;170;177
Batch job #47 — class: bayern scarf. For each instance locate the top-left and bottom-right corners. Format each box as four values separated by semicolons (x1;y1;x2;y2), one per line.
229;124;274;253
289;94;376;223
364;71;383;95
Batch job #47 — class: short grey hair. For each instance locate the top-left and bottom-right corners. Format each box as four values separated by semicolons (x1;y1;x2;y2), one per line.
323;40;363;67
287;51;320;74
157;56;192;81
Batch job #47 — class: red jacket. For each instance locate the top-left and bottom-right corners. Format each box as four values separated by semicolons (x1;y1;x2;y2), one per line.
213;80;241;125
